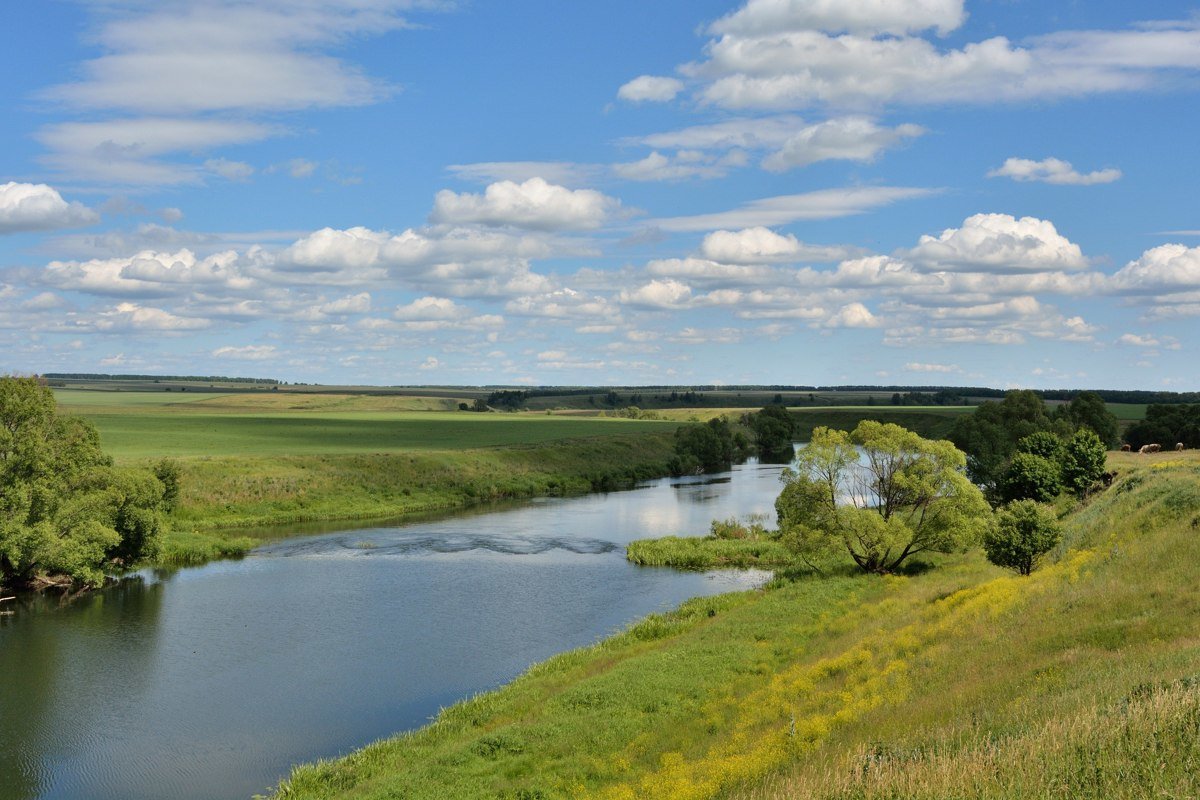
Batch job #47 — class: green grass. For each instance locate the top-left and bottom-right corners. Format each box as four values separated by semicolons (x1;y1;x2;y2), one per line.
267;452;1200;800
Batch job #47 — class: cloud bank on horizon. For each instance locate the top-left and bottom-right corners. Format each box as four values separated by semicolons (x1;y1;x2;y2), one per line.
1;0;1199;389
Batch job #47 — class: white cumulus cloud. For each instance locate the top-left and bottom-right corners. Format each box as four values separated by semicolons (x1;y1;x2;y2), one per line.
907;213;1087;273
826;302;879;328
0;182;99;234
618;279;694;309
701;227;857;264
429;178;621;231
1109;244;1200;294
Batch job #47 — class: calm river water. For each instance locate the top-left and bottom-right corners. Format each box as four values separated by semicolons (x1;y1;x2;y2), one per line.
0;460;788;800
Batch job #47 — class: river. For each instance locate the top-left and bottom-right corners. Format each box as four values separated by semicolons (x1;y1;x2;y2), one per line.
0;459;789;800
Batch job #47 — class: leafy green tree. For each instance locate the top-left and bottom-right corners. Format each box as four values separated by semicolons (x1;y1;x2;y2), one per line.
1060;428;1108;497
776;422;990;574
949;390;1070;502
0;377;167;590
1017;431;1063;460
1056;392;1119;447
984;500;1062;575
748;404;796;462
153;458;182;512
999;452;1063;503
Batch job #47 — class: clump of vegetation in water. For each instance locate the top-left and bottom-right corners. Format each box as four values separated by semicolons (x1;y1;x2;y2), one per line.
747;404;797;462
668;417;752;475
0;376;170;591
627;514;800;569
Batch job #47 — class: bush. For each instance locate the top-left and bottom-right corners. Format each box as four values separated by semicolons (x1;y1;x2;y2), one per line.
984;500;1061;575
1000;452;1063;503
1061;428;1108;497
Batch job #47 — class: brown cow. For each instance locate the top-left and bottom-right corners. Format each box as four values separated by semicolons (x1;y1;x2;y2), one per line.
1120;444;1132;452
1177;443;1186;452
1139;443;1162;454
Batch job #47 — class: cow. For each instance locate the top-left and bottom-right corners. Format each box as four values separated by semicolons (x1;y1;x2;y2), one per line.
1177;443;1186;452
1139;443;1162;454
1120;444;1132;452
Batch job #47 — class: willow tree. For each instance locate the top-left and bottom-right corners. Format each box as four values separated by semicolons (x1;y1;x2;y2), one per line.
776;421;990;574
0;376;167;590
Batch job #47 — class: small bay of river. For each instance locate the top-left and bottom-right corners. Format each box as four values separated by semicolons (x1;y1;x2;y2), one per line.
0;459;789;800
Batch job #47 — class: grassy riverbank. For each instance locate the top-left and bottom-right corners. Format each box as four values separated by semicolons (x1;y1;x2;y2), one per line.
269;451;1200;799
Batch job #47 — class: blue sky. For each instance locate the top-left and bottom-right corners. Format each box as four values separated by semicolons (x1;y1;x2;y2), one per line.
2;0;1199;389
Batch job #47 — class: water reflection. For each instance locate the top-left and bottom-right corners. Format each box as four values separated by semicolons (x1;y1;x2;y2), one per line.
0;460;786;800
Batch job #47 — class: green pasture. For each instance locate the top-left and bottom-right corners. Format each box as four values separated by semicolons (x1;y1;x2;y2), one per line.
1106;402;1148;420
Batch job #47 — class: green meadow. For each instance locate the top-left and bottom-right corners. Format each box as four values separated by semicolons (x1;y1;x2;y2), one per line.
54;390;674;459
270;451;1200;800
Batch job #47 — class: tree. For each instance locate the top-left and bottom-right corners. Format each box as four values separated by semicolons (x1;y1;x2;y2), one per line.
1060;428;1107;497
1125;404;1200;450
999;452;1062;503
748;404;796;462
948;390;1070;502
1056;392;1119;447
0;377;167;591
984;500;1061;575
776;422;990;574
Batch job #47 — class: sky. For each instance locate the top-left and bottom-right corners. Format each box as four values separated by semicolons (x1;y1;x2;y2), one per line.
2;0;1199;390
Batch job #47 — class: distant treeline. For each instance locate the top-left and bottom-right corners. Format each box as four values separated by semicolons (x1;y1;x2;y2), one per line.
43;373;279;385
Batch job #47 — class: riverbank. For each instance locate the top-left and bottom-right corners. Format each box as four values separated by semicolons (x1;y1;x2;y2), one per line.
269;451;1200;799
157;432;678;565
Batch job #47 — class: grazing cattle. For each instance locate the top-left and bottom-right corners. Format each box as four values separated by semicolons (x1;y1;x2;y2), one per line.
1120;444;1132;452
1139;443;1162;454
1101;471;1118;487
1178;443;1186;452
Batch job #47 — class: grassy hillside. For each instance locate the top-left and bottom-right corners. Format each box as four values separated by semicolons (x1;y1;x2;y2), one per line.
269;451;1200;800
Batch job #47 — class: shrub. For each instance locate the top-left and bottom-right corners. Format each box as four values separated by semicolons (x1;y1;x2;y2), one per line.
1000;452;1063;503
1061;428;1108;497
984;500;1062;575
